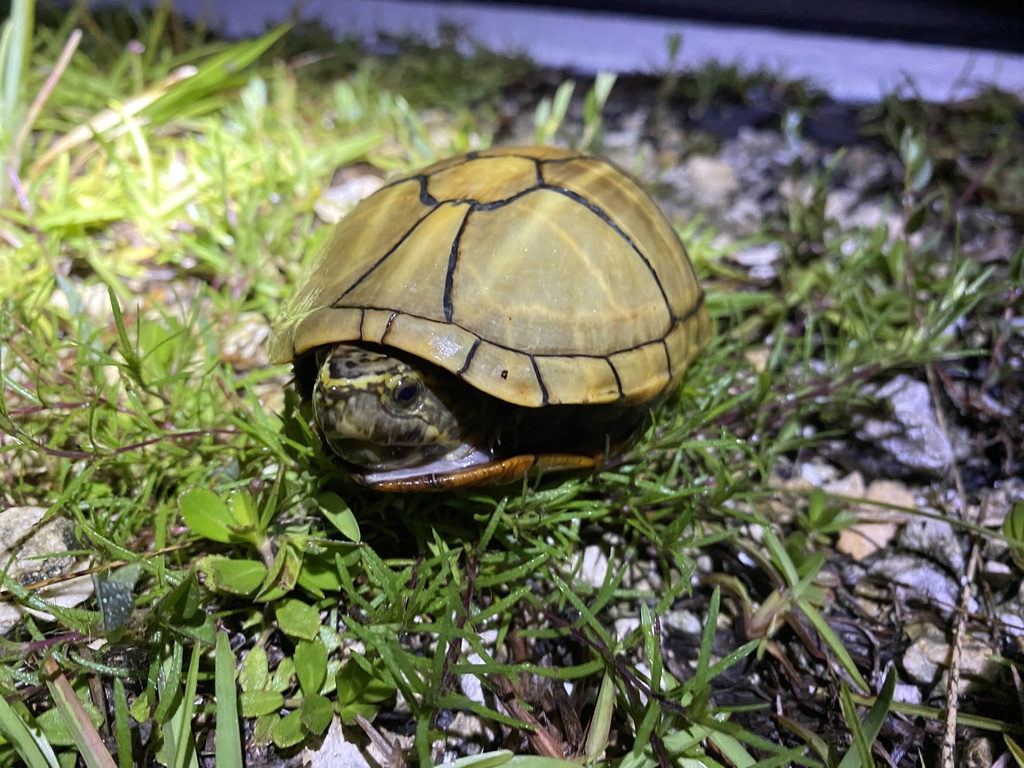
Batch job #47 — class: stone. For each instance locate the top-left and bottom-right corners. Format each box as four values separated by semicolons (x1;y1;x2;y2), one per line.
683;155;739;207
823;471;866;499
862;479;917;519
577;545;610;589
302;718;372;768
978;478;1024;528
899;515;965;572
901;622;1003;694
868;553;973;619
837;522;899;561
219;312;270;369
902;623;945;685
0;508;93;635
314;174;385;224
855;375;957;475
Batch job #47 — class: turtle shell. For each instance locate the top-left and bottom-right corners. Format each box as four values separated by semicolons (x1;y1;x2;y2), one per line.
269;145;709;409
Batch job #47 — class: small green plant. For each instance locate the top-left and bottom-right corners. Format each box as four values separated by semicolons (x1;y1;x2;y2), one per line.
534;78;576;145
0;0;34;183
795;487;858;547
533;72;616;150
656;32;684;104
1004;501;1024;571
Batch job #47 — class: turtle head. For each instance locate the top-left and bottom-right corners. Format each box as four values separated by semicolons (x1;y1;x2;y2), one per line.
312;344;468;470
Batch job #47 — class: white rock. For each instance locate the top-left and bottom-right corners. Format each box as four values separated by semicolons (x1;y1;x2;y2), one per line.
302;717;371;768
578;545;609;589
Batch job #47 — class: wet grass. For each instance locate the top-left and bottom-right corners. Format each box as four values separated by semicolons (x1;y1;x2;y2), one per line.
1;3;1022;766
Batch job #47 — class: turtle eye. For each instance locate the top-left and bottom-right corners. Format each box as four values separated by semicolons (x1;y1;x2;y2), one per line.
391;378;422;408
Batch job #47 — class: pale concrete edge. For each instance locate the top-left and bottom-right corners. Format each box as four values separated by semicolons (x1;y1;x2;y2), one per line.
125;0;1024;103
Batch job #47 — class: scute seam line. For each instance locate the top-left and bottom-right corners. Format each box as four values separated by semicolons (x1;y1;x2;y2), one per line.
529;355;549;407
322;304;692;360
538;182;673;320
380;311;399;344
458;338;481;375
417;174;438;207
606;357;625;399
334;187;441;305
443;207;473;323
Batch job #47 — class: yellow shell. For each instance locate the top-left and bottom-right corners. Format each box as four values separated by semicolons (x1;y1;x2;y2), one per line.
269;145;709;409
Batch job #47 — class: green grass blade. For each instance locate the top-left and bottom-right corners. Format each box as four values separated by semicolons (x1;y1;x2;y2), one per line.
142;25;291;124
837;666;896;768
798;599;870;694
838;682;872;767
0;687;59;768
112;678;134;768
584;670;614;760
1005;736;1024;766
42;656;117;768
215;631;244;768
0;0;32;140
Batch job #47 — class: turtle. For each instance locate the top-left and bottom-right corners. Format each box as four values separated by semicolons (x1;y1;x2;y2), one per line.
268;145;710;491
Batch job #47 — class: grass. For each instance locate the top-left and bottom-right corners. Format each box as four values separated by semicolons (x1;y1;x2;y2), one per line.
1;3;1023;766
